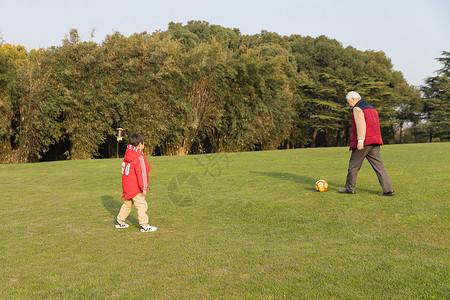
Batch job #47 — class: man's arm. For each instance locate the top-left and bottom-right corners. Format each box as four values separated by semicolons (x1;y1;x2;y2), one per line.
353;107;366;150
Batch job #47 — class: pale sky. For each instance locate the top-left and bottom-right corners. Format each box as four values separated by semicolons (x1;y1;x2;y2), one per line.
1;0;449;87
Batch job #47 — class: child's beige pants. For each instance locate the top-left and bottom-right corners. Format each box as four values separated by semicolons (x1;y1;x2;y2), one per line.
117;193;148;226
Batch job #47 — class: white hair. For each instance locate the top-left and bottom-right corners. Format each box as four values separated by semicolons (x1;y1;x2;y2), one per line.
346;91;361;101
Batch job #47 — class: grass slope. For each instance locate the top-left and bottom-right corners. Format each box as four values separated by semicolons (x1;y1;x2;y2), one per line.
1;143;449;299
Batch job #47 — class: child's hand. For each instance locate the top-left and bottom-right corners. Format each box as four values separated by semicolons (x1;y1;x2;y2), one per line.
142;189;147;196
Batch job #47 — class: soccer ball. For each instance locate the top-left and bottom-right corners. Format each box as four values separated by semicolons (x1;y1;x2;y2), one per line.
315;180;328;192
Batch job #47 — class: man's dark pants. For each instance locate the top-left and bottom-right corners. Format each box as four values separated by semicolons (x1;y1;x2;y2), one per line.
345;145;393;193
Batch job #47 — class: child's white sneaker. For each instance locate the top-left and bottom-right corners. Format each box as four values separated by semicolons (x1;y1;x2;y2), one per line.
115;221;129;228
140;224;157;232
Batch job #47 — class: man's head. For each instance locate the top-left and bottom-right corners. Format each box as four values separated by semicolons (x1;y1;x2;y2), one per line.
129;133;145;149
346;91;361;107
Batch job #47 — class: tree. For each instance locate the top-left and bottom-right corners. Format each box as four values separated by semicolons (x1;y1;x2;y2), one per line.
57;30;113;159
297;73;348;147
0;22;424;163
421;51;450;142
0;44;20;161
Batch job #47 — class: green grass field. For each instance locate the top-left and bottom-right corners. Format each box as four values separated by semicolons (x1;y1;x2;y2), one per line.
1;143;449;299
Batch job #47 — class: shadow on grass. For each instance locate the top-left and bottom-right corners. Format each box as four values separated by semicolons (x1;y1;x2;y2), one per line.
101;195;140;228
250;171;379;194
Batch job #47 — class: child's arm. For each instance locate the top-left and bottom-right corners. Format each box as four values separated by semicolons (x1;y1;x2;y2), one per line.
134;156;149;195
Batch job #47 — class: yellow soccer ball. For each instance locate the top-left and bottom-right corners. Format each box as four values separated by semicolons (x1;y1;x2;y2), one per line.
315;180;328;192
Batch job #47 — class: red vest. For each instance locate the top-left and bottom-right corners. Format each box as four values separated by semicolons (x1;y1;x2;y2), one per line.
349;100;383;150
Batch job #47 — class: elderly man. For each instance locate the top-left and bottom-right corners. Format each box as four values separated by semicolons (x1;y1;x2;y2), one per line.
339;91;395;196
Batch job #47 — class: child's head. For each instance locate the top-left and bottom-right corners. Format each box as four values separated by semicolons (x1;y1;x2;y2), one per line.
129;134;145;148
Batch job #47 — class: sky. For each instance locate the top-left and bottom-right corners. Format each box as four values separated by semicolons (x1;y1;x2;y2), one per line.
0;0;449;87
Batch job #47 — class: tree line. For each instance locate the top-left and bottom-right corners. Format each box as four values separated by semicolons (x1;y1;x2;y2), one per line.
0;21;448;163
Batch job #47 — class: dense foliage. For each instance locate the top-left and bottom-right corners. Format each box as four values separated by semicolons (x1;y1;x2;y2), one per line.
0;21;445;162
419;51;450;142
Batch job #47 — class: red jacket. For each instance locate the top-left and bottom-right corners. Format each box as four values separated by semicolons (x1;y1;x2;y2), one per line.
121;145;151;199
349;100;383;150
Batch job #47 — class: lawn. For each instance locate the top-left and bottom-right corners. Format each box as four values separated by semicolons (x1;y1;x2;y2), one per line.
1;143;449;299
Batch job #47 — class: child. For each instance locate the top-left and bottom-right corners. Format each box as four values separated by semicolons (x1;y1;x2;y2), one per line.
115;134;157;232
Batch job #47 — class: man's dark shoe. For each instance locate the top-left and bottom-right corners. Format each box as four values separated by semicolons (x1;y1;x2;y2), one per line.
338;190;355;194
378;191;395;196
